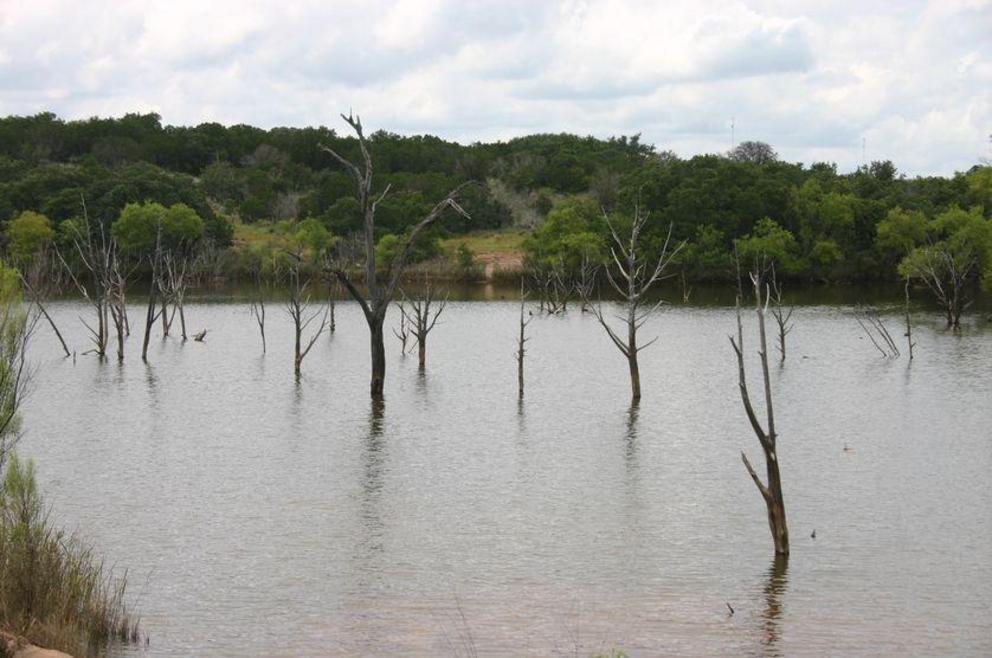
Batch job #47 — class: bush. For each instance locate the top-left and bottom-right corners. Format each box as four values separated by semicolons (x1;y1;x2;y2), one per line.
0;454;140;655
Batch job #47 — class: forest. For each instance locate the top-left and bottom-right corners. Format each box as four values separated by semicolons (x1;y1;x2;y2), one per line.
1;111;990;294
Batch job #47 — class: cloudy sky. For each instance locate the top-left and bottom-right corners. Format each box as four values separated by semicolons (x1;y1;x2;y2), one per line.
0;0;989;175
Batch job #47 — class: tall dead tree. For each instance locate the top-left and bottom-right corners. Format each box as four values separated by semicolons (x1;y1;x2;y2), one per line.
730;268;790;555
107;245;130;362
140;225;165;361
320;112;468;399
399;279;447;369
285;255;328;375
584;208;684;400
56;200;111;357
516;280;533;398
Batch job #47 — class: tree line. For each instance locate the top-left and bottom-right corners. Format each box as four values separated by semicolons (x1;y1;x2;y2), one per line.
1;112;989;292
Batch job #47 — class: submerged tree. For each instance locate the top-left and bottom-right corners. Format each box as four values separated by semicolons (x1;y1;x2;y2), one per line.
516;280;533;398
57;201;113;357
320;112;468;399
4;211;70;357
283;219;334;375
768;269;794;362
399;278;447;370
584;206;684;401
878;206;992;328
730;267;789;555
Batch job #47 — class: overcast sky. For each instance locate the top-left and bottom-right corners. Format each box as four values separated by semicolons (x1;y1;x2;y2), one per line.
0;0;989;175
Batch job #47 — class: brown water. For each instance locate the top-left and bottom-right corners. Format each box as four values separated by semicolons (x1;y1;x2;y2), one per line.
20;295;992;657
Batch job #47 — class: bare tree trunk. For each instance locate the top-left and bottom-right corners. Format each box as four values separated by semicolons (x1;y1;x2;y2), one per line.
369;317;386;397
904;279;915;360
142;285;157;361
583;208;683;402
179;303;187;340
321;111;468;399
20;279;70;358
516;281;531;398
731;268;789;556
37;299;70;358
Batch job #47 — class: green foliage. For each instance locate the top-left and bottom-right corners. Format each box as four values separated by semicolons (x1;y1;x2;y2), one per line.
876;207;927;255
0;111;983;282
897;206;992;287
4;211;54;261
112;201;205;254
0;454;140;655
735;217;803;273
375;226;443;270
522;196;606;270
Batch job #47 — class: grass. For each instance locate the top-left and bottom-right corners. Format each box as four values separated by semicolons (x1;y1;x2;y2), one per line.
440;229;528;257
0;454;141;657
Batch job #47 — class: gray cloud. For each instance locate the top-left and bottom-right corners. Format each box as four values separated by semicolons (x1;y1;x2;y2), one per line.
0;0;988;175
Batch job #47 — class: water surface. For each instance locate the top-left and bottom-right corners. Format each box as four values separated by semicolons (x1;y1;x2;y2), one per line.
21;295;992;656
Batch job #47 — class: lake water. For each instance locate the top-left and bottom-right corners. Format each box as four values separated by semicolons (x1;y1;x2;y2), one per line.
19;293;992;657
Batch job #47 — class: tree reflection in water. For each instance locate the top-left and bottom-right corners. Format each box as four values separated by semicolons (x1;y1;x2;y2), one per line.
759;555;789;657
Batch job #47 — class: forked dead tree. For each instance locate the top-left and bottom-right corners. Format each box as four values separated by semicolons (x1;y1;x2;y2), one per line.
584;207;684;400
392;309;410;353
730;268;789;555
160;249;198;340
56;200;112;357
769;270;794;362
400;278;447;369
320;112;468;398
516;280;533;398
285;255;329;375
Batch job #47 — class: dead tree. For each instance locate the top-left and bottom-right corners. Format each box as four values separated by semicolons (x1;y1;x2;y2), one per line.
516;280;533;398
160;249;198;340
584;208;684;400
56;200;112;357
769;270;794;362
904;279;915;360
905;247;977;328
855;306;900;358
575;256;597;312
17;249;70;357
399;279;447;369
106;245;131;362
140;225;165;361
730;269;789;556
392;310;410;353
285;255;329;375
320;112;468;398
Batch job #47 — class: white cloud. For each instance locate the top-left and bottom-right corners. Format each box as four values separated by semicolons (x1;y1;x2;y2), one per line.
0;0;989;174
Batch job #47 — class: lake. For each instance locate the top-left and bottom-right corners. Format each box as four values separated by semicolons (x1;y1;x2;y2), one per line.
19;292;992;656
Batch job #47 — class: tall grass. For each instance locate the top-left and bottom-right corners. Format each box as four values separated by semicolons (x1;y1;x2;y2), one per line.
0;453;140;656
